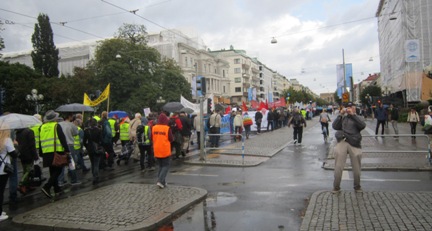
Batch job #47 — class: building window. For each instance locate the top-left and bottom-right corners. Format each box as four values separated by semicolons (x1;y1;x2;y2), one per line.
223;70;226;77
235;87;241;92
185;57;188;67
234;68;241;74
223;86;226;93
234;58;240;64
234;77;241;83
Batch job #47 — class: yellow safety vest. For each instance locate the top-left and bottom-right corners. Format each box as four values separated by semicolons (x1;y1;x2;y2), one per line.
120;122;130;141
93;115;101;122
30;124;41;149
108;118;116;137
142;125;151;145
40;122;65;154
73;127;82;150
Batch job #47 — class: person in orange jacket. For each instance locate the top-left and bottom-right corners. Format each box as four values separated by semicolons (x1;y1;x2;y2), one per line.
152;113;174;189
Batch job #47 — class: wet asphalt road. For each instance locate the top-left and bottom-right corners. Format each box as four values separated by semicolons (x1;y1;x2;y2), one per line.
2;118;432;230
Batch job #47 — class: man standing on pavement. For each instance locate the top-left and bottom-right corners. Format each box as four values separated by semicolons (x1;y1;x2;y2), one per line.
152;113;174;189
193;112;202;149
388;104;399;137
332;102;366;194
209;110;222;147
179;111;192;155
255;110;263;134
374;103;387;135
266;108;274;132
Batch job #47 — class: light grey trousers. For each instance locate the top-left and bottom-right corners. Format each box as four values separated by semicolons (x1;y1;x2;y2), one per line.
333;140;362;190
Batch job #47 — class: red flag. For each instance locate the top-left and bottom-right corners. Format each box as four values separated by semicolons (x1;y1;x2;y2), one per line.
280;97;286;107
258;101;265;110
265;99;269;110
242;101;248;111
225;106;231;114
250;100;259;109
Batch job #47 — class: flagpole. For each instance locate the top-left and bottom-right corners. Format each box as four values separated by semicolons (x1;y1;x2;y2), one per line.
107;83;110;112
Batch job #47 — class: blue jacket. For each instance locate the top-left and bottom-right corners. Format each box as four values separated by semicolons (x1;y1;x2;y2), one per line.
375;107;387;121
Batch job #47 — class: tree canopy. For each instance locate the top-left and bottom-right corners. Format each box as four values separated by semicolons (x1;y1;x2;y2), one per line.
31;13;59;77
360;85;382;105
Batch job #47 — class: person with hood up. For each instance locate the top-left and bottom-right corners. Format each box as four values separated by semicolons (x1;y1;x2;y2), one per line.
152;113;174;189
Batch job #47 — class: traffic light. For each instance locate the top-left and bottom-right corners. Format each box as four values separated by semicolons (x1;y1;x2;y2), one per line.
196;76;206;97
207;98;212;114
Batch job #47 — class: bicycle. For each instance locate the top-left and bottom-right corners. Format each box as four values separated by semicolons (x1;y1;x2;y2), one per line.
322;126;328;143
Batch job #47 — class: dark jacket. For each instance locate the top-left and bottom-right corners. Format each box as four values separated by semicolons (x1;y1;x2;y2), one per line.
179;115;192;136
389;107;399;121
267;111;274;121
374;107;387;121
83;125;103;155
15;128;38;164
332;114;366;148
255;111;263;123
288;112;306;128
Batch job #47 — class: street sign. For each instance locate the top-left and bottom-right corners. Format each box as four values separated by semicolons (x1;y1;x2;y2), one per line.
342;92;349;102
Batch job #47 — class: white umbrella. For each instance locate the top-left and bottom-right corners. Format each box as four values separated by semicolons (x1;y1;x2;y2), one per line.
0;113;42;130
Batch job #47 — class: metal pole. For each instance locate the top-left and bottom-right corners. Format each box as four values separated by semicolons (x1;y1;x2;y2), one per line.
199;96;205;161
342;49;347;96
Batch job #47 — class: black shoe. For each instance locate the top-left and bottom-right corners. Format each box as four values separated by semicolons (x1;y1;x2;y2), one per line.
116;159;121;166
173;156;180;160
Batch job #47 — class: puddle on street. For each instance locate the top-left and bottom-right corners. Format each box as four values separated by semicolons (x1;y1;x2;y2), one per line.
205;192;237;208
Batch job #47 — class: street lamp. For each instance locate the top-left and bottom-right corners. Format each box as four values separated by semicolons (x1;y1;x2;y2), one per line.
156;96;166;104
26;89;44;114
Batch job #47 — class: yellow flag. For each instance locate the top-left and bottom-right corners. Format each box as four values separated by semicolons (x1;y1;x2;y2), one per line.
83;93;93;106
91;83;110;106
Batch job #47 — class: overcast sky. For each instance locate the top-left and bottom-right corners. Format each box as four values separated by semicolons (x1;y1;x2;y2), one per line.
0;0;381;95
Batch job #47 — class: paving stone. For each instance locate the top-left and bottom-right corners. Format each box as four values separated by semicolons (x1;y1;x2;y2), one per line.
13;183;207;231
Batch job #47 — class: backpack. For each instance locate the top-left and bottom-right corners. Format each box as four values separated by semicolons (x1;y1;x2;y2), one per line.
320;115;328;123
293;114;302;127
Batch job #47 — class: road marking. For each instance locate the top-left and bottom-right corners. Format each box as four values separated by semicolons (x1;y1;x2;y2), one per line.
362;179;420;182
342;171;420;182
172;173;219;177
342;170;350;180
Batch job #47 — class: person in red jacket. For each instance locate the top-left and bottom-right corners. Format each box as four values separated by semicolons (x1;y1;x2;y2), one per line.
152;113;174;189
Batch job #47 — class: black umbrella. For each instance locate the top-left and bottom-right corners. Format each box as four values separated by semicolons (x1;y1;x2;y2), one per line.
180;107;195;114
56;103;94;112
162;102;184;113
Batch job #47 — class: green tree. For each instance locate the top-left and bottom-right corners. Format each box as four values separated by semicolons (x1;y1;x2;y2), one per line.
333;90;341;105
360;85;382;105
0;61;42;114
0;20;5;57
115;23;148;45
31;13;59;77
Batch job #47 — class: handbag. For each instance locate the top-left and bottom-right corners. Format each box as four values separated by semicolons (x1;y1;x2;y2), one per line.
0;155;14;175
51;125;69;167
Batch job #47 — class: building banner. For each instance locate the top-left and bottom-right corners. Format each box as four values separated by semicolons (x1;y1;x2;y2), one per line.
405;39;420;62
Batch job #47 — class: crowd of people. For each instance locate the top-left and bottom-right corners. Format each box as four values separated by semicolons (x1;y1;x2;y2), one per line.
0;108;206;221
1;103;431;222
